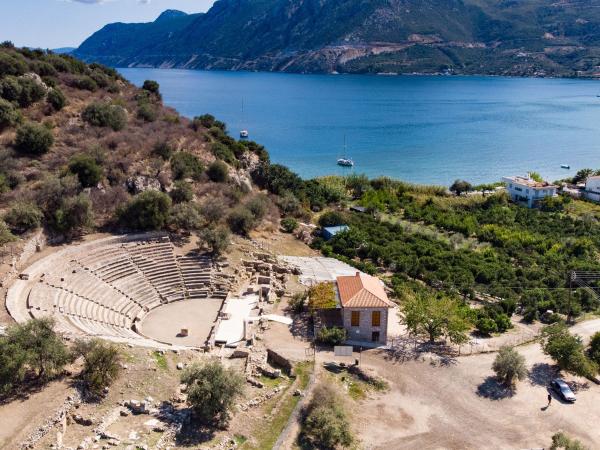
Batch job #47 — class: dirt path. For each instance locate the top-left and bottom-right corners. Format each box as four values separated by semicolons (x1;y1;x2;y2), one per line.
0;379;74;449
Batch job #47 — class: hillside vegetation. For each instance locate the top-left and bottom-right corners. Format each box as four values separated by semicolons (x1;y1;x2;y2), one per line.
75;0;600;77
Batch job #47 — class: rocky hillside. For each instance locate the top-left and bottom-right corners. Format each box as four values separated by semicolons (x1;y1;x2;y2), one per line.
74;0;600;77
0;43;282;249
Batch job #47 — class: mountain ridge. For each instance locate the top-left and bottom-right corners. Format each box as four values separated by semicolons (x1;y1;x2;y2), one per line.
75;0;600;77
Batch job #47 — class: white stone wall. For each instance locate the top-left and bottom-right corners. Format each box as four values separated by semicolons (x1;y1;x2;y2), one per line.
342;307;388;344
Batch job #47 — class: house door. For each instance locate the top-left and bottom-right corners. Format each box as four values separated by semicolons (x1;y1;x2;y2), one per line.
371;331;380;342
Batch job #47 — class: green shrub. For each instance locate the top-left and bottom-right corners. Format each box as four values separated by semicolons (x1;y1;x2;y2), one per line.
6;318;70;380
0;220;17;246
492;346;527;387
317;326;347;346
0;52;28;77
72;75;98;91
0;98;21;130
318;211;345;227
137;103;157;122
476;317;498;336
170;152;204;181
246;194;269;220
170;180;193;203
198;226;231;256
0;335;28;394
0;75;21;102
211;142;237;165
181;361;244;426
16;77;46;107
288;292;306;313
120;190;172;230
169;202;202;231
206;160;229;183
142;80;160;95
200;198;225;224
4;202;43;233
152;141;173;161
46;87;66;111
68;154;103;188
32;61;58;77
51;194;93;236
300;383;353;450
191;113;221;131
14;122;54;155
82;102;127;131
281;217;298;233
227;206;255;236
541;323;598;378
550;432;589;450
588;332;600;366
73;339;120;397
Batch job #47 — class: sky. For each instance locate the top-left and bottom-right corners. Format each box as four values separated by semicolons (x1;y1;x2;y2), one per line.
0;0;216;49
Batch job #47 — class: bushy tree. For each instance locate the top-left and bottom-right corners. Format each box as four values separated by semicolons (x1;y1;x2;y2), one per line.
318;211;345;227
137;103;157;122
401;292;471;344
120;190;172;230
588;332;600;366
170;152;204;181
541;323;597;378
317;326;347;346
82;102;127;131
16;77;46;107
476;317;498;336
206;160;229;182
68;154;103;188
200;198;225;224
7;318;70;380
4;201;43;233
227;206;255;236
46;87;66;111
169;202;202;231
0;98;21;130
73;339;120;397
72;75;98;92
181;361;244;426
301;383;353;450
492;346;527;387
0;337;28;394
198;226;230;256
142;79;160;95
0;51;28;77
449;179;472;196
52;193;93;236
572;169;593;184
14;122;54;155
308;282;337;311
169;180;193;203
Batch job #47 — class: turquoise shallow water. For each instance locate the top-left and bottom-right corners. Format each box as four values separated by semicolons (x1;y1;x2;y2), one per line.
119;68;600;185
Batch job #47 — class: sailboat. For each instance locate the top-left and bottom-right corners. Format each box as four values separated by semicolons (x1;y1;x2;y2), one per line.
239;99;249;139
337;135;354;167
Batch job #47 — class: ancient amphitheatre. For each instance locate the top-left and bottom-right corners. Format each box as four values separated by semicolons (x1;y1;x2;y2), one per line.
7;233;235;349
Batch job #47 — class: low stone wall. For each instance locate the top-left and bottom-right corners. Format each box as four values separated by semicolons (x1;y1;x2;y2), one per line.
267;348;294;376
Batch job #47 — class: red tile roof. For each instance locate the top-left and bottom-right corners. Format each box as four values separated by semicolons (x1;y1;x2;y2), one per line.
336;272;394;308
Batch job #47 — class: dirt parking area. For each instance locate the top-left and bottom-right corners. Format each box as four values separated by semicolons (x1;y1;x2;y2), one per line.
341;328;600;450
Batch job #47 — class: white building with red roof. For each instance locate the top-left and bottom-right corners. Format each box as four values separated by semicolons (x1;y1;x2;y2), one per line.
336;272;395;345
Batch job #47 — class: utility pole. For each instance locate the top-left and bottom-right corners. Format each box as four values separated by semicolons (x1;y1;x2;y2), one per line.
568;271;575;324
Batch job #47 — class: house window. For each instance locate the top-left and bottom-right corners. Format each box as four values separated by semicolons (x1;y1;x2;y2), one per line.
372;311;381;327
351;311;360;327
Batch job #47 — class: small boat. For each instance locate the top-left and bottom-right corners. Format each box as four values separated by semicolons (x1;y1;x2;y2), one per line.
239;99;248;139
337;135;354;167
561;164;570;169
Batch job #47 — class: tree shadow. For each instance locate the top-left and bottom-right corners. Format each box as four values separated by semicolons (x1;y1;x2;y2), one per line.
171;407;217;447
528;363;559;387
476;376;516;400
289;313;312;340
0;371;70;405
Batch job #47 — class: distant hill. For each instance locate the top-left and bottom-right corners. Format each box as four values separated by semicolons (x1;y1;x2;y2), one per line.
51;47;75;54
75;0;600;77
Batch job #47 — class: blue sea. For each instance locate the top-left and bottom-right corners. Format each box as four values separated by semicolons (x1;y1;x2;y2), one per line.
120;68;600;186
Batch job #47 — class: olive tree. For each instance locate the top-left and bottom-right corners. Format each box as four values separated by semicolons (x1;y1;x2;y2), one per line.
181;361;244;426
73;339;120;397
492;346;527;387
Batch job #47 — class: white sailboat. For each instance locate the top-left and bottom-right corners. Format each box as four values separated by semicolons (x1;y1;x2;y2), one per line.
239;99;249;139
337;135;354;167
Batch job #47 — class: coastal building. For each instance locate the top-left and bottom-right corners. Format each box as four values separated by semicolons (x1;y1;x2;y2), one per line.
584;176;600;203
322;225;349;240
502;174;558;208
336;272;395;345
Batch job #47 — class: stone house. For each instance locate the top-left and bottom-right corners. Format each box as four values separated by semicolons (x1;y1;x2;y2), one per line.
336;272;395;345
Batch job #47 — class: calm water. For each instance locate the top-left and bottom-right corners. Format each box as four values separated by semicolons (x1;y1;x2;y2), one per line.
120;68;600;185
